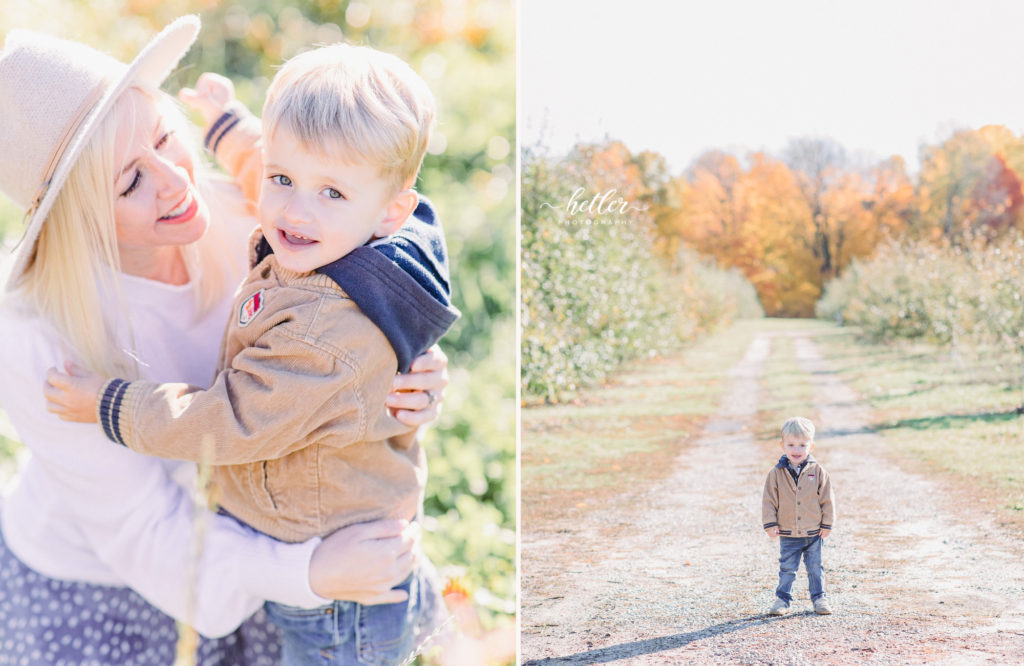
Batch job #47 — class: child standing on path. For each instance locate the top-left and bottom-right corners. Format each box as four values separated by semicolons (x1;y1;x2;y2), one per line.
762;416;836;616
46;42;458;665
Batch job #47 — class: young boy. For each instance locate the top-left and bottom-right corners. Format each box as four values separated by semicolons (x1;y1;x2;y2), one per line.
762;416;836;616
47;43;459;664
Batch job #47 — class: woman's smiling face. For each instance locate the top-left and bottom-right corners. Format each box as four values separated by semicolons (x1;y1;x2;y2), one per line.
111;88;210;256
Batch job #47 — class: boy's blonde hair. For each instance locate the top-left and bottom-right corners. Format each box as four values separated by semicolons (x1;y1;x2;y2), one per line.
781;416;815;441
262;43;435;194
11;86;229;377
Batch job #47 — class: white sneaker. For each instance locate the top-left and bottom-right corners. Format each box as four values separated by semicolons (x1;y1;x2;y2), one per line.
768;598;790;615
813;597;832;615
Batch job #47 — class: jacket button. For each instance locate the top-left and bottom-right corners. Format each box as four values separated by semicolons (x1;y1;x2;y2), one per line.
797;501;801;505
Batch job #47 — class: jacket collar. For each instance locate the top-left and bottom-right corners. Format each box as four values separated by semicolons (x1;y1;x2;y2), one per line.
776;453;816;469
250;196;460;374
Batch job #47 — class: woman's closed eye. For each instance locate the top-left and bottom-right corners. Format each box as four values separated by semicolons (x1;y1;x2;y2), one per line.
120;171;142;197
119;131;175;198
155;130;173;150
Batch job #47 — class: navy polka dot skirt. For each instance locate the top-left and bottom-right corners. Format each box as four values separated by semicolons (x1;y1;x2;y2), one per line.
0;526;282;665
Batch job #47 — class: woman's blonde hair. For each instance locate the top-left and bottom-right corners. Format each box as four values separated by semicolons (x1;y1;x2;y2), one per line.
10;85;229;377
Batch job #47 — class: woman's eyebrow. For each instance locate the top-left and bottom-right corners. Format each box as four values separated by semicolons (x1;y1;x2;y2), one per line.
118;157;140;179
117;118;166;178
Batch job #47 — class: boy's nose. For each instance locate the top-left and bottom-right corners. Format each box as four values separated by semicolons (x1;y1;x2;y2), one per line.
283;196;314;225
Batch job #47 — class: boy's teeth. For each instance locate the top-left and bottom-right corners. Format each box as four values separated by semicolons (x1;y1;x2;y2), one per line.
282;231;316;246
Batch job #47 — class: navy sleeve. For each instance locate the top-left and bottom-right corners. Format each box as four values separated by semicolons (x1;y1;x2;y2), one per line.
316;196;461;372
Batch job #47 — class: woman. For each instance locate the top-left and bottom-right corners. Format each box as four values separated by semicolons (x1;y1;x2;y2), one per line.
0;16;449;664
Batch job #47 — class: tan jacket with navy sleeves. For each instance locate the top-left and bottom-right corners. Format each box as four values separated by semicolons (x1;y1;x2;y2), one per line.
762;455;835;538
107;234;424;543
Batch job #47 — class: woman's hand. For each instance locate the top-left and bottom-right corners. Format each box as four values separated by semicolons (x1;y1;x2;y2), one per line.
387;345;449;426
309;519;421;605
44;362;106;423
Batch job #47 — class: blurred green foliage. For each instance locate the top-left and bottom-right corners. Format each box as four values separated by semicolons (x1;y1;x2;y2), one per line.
0;0;514;645
816;234;1024;409
816;234;1024;348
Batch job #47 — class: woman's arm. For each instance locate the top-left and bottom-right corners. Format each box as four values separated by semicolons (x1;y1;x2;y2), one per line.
2;310;413;636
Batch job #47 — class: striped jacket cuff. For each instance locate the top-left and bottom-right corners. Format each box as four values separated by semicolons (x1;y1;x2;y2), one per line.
203;107;242;154
98;378;131;446
820;524;832;530
763;522;778;529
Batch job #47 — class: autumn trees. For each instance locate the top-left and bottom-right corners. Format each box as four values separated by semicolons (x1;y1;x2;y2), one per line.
522;124;1024;401
666;128;1024;317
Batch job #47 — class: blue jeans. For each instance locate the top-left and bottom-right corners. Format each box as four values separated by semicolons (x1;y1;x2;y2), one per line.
264;571;423;666
775;536;825;603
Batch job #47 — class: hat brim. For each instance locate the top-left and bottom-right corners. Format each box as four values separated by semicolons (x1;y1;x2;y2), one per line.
7;15;200;286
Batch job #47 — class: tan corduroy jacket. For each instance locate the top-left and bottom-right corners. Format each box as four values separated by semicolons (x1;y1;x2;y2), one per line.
761;455;835;538
106;233;424;543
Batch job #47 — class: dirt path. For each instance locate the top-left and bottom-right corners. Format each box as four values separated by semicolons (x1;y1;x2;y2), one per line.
520;329;1024;665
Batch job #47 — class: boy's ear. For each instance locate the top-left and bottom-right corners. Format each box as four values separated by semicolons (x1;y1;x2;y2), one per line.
375;189;419;237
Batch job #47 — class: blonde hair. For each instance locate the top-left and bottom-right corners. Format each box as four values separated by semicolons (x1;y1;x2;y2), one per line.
262;43;435;194
781;417;816;441
10;86;229;377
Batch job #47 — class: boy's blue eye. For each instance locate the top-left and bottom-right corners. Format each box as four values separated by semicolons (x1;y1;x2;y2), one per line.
325;188;343;199
271;175;292;186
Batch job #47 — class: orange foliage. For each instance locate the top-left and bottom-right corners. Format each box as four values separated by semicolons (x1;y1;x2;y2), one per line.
970;153;1024;236
567;127;1024;320
918;126;1024;240
670;145;926;317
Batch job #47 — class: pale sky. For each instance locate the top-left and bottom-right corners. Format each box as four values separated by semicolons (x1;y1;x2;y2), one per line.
520;0;1024;173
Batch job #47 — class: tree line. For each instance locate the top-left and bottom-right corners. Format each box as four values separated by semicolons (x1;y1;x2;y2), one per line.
658;126;1024;317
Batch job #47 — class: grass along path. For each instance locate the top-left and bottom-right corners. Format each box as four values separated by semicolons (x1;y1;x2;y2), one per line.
520;320;1024;664
814;326;1024;530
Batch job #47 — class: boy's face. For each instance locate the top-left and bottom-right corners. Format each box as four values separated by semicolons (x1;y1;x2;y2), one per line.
258;125;411;274
780;433;814;466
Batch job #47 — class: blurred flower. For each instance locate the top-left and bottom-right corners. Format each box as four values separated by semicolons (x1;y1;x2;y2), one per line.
426;578;515;666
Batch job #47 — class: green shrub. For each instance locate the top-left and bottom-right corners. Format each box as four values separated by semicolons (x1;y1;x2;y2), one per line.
521;143;763;403
817;234;1024;351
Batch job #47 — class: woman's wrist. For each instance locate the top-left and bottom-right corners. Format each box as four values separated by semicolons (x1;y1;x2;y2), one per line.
250;534;329;609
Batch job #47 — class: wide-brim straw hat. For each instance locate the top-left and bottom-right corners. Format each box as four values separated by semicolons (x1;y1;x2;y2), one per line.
0;15;200;287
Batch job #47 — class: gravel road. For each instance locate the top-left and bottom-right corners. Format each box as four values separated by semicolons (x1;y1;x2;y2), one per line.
520;331;1024;665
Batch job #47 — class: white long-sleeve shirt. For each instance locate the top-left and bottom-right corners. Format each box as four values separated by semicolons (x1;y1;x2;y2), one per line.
0;254;329;637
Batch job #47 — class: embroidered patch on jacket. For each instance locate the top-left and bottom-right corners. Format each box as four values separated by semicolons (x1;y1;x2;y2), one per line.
808;474;816;479
239;289;265;327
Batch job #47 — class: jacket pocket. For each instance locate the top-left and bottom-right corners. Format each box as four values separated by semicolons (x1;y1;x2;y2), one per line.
248;460;279;511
